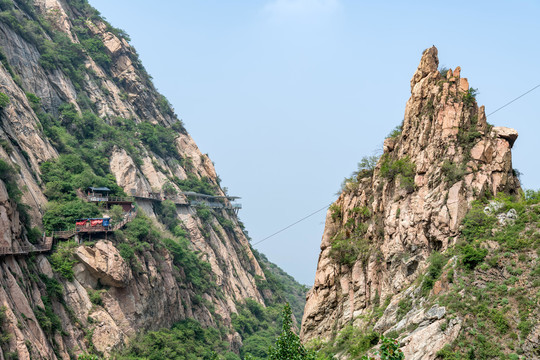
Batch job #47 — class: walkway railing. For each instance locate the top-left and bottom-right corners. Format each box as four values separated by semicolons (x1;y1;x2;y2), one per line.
87;196;134;203
0;237;53;256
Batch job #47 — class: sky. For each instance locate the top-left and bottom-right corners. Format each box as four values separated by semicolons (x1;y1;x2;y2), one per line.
88;0;540;286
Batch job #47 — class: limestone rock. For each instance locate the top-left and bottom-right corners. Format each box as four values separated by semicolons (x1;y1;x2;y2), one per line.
410;46;439;91
75;241;133;287
492;126;518;147
301;46;520;359
459;77;469;92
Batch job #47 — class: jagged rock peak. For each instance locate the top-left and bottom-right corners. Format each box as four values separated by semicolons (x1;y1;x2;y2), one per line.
410;46;439;90
301;47;521;356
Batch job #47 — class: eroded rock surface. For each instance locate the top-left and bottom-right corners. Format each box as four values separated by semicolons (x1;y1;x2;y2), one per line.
301;47;520;359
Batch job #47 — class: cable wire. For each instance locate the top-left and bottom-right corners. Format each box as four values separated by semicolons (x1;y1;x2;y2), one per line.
252;203;332;246
487;83;540;117
251;83;540;247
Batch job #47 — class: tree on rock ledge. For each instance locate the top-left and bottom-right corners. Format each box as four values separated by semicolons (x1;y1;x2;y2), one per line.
268;303;316;360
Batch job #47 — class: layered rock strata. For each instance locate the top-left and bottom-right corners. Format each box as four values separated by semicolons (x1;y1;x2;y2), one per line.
0;0;271;358
301;47;520;357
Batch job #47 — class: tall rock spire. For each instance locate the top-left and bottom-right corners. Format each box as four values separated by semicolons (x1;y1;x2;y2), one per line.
301;47;520;353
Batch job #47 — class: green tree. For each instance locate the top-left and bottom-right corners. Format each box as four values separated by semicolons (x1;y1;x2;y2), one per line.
110;204;124;224
361;335;404;360
269;303;315;360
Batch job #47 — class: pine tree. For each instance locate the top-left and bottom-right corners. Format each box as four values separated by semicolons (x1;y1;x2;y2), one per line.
268;303;315;360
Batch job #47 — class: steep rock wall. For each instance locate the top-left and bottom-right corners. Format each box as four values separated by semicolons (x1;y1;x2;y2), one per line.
301;47;520;355
0;0;273;358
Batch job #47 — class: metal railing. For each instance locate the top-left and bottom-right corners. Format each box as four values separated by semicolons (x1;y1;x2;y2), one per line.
87;196;134;203
0;237;54;256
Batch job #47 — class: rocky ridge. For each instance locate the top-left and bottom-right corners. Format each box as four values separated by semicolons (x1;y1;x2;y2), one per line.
301;47;525;358
0;0;292;358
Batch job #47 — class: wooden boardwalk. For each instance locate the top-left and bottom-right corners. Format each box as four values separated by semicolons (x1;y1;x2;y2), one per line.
0;236;54;256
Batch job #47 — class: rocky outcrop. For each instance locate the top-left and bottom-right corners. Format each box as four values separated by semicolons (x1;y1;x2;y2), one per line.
301;47;520;358
75;241;133;287
0;0;276;358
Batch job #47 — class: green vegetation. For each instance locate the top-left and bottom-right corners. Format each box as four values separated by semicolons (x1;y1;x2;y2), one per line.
72;20;111;69
163;235;214;292
329;204;372;266
49;241;78;280
87;289;104;306
440;160;466;185
0;306;12;347
268;303;316;360
439;66;450;78
0;158;33;234
232;299;281;359
421;252;446;294
387;124;402;139
252;249;309;326
340;156;379;193
0;92;9;108
379;155;416;192
462;87;478;106
316;325;379;358
329;230;369;266
114;318;239;360
35;275;64;337
174;173;217;195
433;190;540;358
361;336;404;360
137;121;179;158
43;200;100;232
308;328;403;360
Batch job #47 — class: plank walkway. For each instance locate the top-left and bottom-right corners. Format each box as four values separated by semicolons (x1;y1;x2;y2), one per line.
0;236;53;256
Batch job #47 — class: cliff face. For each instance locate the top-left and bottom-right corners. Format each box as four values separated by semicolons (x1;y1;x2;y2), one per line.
301;47;525;357
0;0;287;358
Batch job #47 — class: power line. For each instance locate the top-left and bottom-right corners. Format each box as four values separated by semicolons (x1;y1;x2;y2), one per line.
487;83;540;117
251;83;540;247
252;203;332;246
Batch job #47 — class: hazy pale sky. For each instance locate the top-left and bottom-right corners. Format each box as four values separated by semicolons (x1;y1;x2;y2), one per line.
88;0;540;285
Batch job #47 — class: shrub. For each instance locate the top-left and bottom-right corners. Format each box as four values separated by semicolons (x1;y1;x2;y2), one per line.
387;124;402;139
163;236;214;292
117;243;135;262
109;205;124;224
87;289;103;306
329;231;369;266
461;244;487;269
156;199;178;231
43;200;100;232
137;122;178;158
49;241;78;280
441;160;466;185
422;252;446;294
461;202;496;241
396;297;413;320
361;335;404;360
174;173;216;195
380;155;416;191
490;309;509;333
162;181;177;196
196;206;212;223
0;92;9;108
115;318;235;359
462;88;478;106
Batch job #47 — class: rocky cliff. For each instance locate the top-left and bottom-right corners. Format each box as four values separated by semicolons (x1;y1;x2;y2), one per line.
302;47;538;359
0;0;300;359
